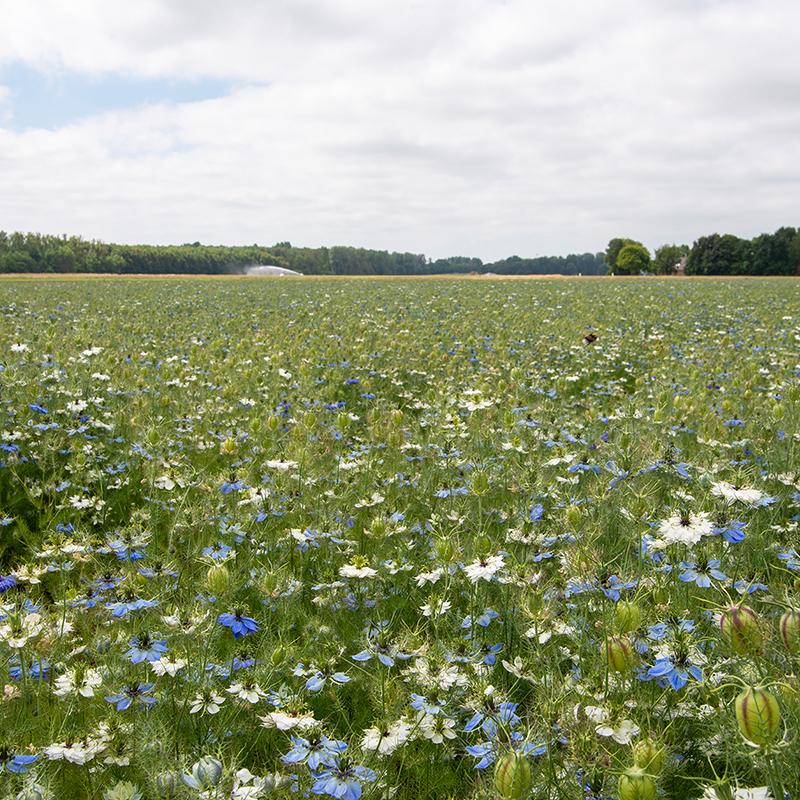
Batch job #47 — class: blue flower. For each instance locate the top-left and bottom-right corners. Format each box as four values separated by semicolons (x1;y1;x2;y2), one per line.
305;669;351;692
644;657;702;690
678;560;728;588
28;403;48;414
0;753;38;774
0;575;16;593
464;701;520;736
126;635;168;663
105;683;157;711
310;760;376;800
106;598;159;617
218;611;259;639
281;735;347;770
712;520;746;544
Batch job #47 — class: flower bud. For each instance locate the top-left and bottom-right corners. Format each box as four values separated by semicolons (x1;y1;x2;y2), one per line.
719;605;763;655
206;564;230;596
735;686;781;746
219;437;238;456
493;751;532;800
632;739;666;775
155;773;179;797
605;636;637;672
266;415;280;432
615;601;641;634
618;767;657;800
184;756;223;790
779;609;800;654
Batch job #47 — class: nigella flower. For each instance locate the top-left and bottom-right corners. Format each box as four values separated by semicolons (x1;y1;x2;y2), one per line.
733;579;768;595
218;610;259;639
600;575;638;601
352;627;412;668
648;619;695;640
105;597;159;617
465;701;520;736
126;634;168;663
466;734;546;769
105;683;157;711
678;560;728;588
281;734;347;770
643;656;703;691
0;575;16;592
305;669;351;693
310;759;376;800
778;549;800;571
0;750;38;773
220;479;247;495
712;519;747;544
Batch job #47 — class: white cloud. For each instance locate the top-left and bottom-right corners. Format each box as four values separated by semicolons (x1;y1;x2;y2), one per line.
0;0;798;259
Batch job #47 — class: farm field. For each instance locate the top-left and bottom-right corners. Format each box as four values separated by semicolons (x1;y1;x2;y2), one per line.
1;276;799;800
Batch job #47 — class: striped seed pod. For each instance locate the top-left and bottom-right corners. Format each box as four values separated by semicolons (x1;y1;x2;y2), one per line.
618;767;657;800
615;601;641;634
606;636;637;672
735;686;781;746
632;739;666;775
719;605;763;655
493;751;532;800
779;609;800;654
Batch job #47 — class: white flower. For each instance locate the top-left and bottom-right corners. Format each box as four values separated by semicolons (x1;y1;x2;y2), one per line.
595;718;640;745
154;475;176;491
361;719;412;755
53;667;103;698
10;343;30;353
701;788;771;800
711;481;767;506
339;562;378;579
420;598;451;618
415;568;444;587
149;656;187;677
651;511;713;549
418;712;457;744
464;554;505;583
227;682;267;704
190;691;225;715
259;709;317;731
264;459;298;471
0;613;43;648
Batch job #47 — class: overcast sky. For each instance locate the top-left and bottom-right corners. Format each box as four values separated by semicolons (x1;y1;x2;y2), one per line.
1;0;798;260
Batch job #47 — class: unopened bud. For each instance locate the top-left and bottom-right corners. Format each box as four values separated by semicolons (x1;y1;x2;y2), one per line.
493;751;532;800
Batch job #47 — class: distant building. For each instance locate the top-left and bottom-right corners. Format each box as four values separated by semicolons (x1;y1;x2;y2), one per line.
244;265;302;276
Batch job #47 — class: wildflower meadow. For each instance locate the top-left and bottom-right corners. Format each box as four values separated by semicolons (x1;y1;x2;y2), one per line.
0;275;799;800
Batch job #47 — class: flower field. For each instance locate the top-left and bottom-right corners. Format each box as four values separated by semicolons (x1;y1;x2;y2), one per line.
1;275;799;800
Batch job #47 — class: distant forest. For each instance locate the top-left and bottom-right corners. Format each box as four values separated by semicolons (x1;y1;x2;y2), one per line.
0;227;797;276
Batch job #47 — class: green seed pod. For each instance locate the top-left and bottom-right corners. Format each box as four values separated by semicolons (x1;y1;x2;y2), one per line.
605;636;637;672
779;609;800;654
615;601;641;634
618;767;657;800
155;772;179;797
719;605;763;655
735;686;781;746
271;644;287;667
632;739;666;775
206;563;230;596
493;751;532;800
266;414;280;432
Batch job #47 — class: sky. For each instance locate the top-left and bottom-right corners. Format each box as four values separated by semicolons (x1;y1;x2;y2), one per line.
1;0;798;261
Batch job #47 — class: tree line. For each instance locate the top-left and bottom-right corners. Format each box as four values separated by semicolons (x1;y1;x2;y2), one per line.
605;226;800;276
1;228;797;276
0;231;605;276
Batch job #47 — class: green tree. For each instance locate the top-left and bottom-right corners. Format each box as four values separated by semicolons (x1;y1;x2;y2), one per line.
653;243;689;275
614;242;651;275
